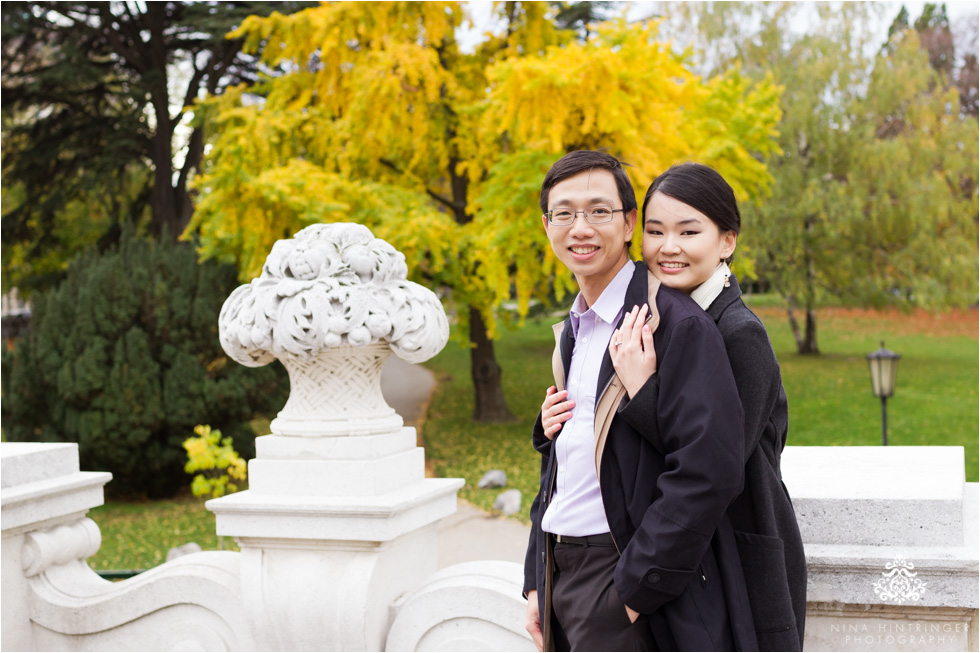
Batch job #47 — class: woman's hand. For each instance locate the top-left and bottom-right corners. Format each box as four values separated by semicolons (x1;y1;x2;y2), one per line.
625;604;640;624
609;304;657;398
541;385;574;440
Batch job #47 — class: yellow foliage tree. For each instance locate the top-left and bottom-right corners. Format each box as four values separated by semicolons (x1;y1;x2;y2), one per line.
186;2;782;422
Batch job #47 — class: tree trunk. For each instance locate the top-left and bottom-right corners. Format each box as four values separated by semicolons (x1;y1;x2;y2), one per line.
786;302;820;354
796;214;821;354
801;308;819;354
468;307;517;423
146;3;179;242
786;304;803;350
443;154;515;423
175;125;205;230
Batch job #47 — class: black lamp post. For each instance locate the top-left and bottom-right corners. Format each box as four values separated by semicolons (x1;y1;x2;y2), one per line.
866;341;901;446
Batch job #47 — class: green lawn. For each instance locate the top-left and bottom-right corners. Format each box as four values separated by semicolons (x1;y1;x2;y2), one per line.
88;495;237;572
87;304;977;570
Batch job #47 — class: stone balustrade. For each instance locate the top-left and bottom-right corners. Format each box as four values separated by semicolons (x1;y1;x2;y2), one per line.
783;446;978;652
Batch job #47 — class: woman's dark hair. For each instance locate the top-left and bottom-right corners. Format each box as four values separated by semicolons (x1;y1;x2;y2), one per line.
540;150;637;215
643;162;741;240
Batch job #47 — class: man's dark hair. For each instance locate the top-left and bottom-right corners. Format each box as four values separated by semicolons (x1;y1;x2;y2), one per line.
539;150;638;215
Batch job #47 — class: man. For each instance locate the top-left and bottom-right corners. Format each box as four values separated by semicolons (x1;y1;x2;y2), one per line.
524;150;757;652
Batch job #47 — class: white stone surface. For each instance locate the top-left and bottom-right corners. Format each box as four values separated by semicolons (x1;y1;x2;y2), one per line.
386;561;535;652
271;343;406;437
219;223;449;366
804;483;979;610
255;428;416;460
1;443;80;487
28;553;254;650
217;223;450;437
246;447;425;496
1;443;111;538
1;442;253;652
783;446;965;546
206;224;462;651
804;603;978;652
209;477;462;543
784;446;979;652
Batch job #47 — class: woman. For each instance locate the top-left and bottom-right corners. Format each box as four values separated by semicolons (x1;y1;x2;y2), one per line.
610;162;807;651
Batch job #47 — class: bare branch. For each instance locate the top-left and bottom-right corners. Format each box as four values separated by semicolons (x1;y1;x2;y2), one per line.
379;158;455;209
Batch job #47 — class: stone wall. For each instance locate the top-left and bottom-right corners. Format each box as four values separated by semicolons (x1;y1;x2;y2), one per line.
784;446;978;652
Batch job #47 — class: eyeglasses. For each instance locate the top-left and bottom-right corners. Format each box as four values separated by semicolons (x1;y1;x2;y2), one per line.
546;206;625;226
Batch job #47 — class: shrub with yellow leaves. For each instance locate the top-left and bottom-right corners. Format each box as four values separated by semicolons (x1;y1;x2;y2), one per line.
183;425;247;499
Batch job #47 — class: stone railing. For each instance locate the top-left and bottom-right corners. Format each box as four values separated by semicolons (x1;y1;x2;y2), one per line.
1;224;975;652
784;446;978;652
1;442;254;651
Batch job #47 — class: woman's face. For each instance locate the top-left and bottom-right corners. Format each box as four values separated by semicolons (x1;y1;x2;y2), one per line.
642;191;736;294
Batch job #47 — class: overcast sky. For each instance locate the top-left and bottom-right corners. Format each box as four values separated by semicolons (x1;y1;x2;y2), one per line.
458;1;979;57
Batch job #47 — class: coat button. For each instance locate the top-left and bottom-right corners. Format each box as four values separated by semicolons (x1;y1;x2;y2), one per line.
647;572;661;583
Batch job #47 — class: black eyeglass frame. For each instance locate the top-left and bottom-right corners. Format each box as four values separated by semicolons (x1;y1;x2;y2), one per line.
545;207;626;226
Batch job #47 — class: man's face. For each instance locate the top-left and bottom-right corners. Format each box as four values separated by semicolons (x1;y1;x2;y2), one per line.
542;169;636;299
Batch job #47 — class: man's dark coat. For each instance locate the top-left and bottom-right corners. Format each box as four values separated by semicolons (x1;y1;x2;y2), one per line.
524;262;759;651
620;274;808;651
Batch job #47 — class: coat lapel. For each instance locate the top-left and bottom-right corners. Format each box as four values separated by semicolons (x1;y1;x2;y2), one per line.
706;273;743;323
595;262;648;398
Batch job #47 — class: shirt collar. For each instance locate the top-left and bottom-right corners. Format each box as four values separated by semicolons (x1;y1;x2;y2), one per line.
690;262;730;311
569;260;635;336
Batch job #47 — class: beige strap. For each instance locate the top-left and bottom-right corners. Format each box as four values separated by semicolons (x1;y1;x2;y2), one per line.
594;271;662;479
551;322;566;392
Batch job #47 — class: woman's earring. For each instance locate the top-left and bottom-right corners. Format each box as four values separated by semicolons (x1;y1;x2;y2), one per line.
724;273;731;288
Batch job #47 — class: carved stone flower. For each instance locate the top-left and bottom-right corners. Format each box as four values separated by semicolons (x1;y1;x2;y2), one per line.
219;223;448;366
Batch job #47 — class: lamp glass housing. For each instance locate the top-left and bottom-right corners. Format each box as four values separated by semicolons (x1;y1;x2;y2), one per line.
866;342;901;399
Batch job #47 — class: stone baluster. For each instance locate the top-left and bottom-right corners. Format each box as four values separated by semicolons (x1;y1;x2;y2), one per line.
209;223;462;651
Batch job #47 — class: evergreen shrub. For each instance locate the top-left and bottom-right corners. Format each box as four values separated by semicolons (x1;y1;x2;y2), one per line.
1;232;287;497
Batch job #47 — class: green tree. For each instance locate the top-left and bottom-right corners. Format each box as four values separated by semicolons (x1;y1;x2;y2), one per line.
913;3;954;76
1;1;311;294
186;1;782;421
654;2;977;354
1;230;287;497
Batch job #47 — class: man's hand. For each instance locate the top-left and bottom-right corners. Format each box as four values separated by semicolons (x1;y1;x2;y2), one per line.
610;304;657;398
625;604;640;624
541;386;574;440
526;590;544;651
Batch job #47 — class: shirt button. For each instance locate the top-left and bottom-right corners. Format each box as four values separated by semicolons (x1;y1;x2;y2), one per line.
647;572;661;583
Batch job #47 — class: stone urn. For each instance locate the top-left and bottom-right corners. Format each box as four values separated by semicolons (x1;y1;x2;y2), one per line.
210;223;461;651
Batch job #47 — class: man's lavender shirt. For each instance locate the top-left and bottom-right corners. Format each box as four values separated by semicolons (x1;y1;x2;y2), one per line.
541;260;634;537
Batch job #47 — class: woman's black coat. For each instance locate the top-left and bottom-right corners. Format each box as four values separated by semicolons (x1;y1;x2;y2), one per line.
626;274;808;651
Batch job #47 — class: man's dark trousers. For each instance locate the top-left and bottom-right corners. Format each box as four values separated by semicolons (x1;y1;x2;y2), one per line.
550;535;657;652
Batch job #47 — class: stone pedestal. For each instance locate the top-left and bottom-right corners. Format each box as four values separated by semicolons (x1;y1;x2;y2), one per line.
782;446;978;652
209;427;462;651
211;224;460;651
